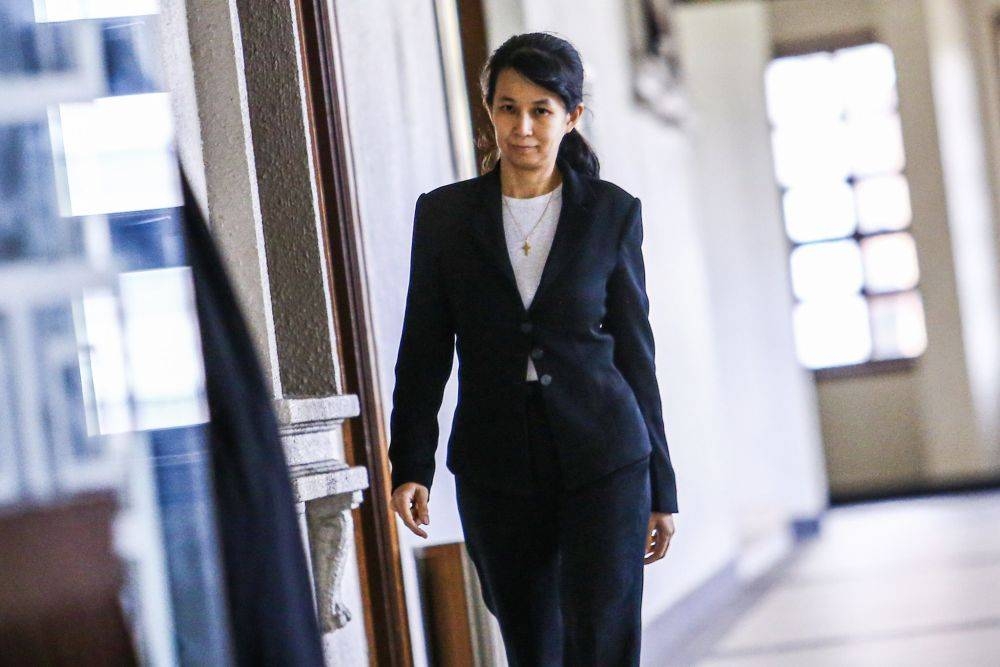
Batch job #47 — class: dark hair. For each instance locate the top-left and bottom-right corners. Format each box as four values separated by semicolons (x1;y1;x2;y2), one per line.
478;32;600;178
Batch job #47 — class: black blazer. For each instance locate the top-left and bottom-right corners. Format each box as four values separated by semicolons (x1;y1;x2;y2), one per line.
388;157;678;514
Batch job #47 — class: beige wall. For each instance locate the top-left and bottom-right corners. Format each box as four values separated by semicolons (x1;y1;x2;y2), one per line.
818;373;924;493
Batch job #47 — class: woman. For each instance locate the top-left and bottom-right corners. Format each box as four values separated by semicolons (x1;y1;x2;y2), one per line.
388;32;678;666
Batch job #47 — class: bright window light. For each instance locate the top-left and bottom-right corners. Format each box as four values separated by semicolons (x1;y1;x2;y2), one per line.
48;92;181;217
765;52;843;126
118;267;208;431
855;174;912;234
869;290;927;359
34;0;159;22
79;288;132;435
845;114;906;177
783;181;857;243
861;232;920;293
790;239;864;300
766;41;924;369
793;296;873;369
834;43;898;117
770;121;851;188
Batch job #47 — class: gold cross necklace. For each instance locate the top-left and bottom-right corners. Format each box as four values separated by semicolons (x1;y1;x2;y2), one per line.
502;187;558;256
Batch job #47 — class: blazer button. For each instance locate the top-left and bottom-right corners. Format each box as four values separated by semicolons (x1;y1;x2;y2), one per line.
539;374;552;386
520;321;533;333
530;347;544;360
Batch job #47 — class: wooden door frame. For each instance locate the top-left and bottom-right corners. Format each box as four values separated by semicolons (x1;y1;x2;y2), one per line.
293;2;412;665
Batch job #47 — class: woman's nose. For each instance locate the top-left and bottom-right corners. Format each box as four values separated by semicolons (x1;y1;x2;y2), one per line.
515;113;533;135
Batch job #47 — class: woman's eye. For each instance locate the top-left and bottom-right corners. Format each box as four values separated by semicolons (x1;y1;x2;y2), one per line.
535;108;550;115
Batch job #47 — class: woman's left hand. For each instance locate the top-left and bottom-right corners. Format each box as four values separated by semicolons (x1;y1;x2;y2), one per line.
644;512;675;565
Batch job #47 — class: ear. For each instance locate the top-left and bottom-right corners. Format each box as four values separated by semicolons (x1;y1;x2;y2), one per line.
566;103;585;132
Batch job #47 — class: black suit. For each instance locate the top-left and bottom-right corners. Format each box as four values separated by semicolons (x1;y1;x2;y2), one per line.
388;157;678;515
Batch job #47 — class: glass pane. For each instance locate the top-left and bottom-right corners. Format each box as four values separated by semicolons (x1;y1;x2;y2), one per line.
771;121;852;188
765;51;843;126
0;318;17;504
790;239;864;300
869;290;927;359
855;173;912;233
845;113;906;176
78;287;131;434
860;232;920;293
34;0;160;22
782;181;857;243
49;92;181;217
120;266;208;431
0;8;231;664
793;295;873;369
834;42;898;117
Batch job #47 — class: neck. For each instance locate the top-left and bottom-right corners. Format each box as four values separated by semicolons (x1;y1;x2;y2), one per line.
499;159;563;199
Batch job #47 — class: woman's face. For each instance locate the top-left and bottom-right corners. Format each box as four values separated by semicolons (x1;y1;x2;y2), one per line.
488;67;584;173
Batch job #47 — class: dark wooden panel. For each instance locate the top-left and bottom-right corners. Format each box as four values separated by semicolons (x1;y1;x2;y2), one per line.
0;492;136;666
418;543;476;666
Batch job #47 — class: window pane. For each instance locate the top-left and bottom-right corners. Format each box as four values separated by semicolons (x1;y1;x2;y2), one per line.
845;113;906;176
793;295;873;368
869;290;927;359
771;121;852;188
790;239;864;300
860;232;920;293
49;92;181;217
119;267;208;431
855;173;912;233
2;6;231;661
834;42;898;117
34;0;160;22
783;181;857;243
765;51;843;126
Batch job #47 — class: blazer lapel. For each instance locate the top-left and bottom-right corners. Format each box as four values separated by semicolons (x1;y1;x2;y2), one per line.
532;159;594;312
469;156;595;315
471;161;518;303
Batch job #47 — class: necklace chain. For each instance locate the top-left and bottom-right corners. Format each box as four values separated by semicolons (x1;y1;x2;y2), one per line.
503;187;558;256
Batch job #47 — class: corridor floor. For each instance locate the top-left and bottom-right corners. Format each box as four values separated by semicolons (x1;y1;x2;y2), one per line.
686;490;1000;666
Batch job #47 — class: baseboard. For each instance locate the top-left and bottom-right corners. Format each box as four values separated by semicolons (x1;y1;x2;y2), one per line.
831;476;1000;506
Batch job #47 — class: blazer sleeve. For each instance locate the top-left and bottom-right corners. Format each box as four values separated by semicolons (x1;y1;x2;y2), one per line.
387;193;455;496
604;196;678;514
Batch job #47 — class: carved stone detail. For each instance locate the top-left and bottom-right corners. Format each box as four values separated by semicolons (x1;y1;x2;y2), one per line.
305;490;364;633
276;395;368;637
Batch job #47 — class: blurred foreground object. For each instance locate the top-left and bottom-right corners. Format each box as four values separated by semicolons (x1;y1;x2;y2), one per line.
181;174;325;666
0;492;137;665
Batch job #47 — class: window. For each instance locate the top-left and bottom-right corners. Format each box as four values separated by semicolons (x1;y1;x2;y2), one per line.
765;42;927;371
0;6;230;663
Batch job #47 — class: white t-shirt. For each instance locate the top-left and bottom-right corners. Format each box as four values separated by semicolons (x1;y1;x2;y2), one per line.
501;183;563;381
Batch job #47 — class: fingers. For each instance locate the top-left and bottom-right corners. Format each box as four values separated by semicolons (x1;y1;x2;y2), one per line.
393;484;430;539
415;486;430;526
643;516;659;565
644;513;675;565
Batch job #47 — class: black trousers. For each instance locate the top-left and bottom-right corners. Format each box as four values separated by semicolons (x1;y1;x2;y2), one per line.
456;380;651;666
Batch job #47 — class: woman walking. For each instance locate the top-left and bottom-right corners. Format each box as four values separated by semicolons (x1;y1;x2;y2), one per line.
388;32;678;666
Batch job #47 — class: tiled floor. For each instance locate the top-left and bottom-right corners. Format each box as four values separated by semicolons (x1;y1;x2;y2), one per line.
693;490;1000;666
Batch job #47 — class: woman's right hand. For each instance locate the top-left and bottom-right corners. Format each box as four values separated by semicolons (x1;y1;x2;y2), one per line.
391;482;430;539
